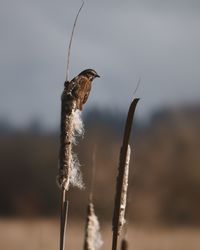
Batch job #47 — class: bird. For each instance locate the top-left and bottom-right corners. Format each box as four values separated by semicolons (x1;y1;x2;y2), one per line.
64;69;100;111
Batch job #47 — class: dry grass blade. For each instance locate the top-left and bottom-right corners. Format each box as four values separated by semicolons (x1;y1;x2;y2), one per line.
66;0;85;82
112;98;139;250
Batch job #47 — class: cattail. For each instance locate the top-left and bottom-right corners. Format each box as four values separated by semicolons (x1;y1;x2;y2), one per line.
118;145;131;233
121;239;129;250
113;145;131;236
58;84;85;250
83;202;103;250
112;145;131;250
112;98;139;250
58;106;84;250
57;88;84;191
58;2;85;250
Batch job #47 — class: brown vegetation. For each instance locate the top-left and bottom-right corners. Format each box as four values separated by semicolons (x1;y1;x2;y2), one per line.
0;219;199;250
0;104;199;226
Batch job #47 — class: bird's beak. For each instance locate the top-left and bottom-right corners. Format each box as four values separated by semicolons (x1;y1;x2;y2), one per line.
96;74;100;78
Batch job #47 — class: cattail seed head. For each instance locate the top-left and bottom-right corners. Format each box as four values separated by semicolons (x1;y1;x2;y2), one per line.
84;202;103;250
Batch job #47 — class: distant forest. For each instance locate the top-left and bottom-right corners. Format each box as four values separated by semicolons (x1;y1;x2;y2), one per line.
0;104;199;226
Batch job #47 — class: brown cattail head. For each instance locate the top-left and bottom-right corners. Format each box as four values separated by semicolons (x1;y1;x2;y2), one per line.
57;85;84;190
112;145;131;235
112;98;139;250
118;145;131;232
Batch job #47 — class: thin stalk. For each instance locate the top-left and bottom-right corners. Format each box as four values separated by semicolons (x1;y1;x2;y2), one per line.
66;1;85;82
60;189;69;250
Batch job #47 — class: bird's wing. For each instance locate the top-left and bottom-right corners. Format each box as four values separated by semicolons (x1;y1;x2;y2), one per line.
71;76;87;97
65;76;91;109
82;83;91;104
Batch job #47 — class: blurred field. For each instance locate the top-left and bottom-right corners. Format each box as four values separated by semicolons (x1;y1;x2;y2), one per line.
0;219;199;250
0;105;199;225
0;105;200;250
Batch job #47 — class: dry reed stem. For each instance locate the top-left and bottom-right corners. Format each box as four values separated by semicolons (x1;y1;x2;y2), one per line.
66;1;85;82
60;190;68;250
112;98;139;250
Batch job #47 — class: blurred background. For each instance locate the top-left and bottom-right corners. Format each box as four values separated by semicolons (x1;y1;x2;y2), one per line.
0;0;200;249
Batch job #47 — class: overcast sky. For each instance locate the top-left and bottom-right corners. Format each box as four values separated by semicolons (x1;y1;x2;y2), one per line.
0;0;200;128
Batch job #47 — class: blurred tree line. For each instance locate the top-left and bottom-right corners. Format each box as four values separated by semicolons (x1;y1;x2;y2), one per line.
0;104;199;226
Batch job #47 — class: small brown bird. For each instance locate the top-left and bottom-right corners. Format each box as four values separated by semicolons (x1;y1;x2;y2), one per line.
64;69;100;110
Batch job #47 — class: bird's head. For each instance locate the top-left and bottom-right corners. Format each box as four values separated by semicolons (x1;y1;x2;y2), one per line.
79;69;100;81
